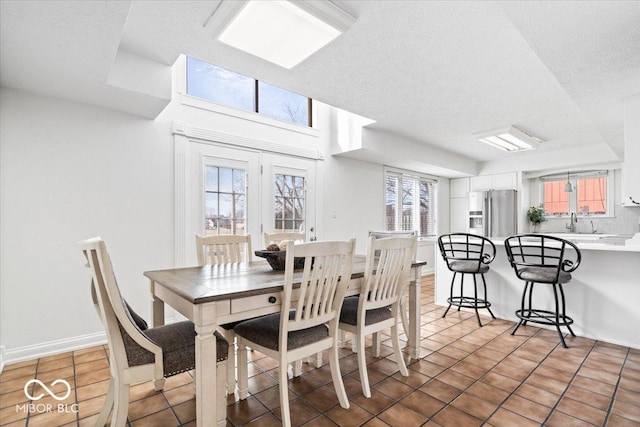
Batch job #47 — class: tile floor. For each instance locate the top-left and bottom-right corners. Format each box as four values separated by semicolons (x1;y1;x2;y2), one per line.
1;275;639;427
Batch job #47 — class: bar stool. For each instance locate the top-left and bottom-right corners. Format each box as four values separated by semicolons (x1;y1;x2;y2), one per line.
437;233;497;326
504;234;582;348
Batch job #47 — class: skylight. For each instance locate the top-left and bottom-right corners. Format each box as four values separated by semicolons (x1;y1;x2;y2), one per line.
207;0;355;69
474;126;542;153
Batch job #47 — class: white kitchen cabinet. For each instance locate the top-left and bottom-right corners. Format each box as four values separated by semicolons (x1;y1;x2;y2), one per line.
469;175;492;192
470;172;517;191
450;178;469;198
449;197;468;232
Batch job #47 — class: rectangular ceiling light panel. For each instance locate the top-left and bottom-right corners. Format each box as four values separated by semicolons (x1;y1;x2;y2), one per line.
474;126;542;152
217;0;349;69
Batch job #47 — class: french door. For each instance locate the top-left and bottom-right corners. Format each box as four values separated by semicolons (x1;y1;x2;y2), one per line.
185;141;316;264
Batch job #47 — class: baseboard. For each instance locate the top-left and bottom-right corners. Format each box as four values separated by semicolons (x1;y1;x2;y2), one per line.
1;315;179;371
0;346;5;373
2;332;107;368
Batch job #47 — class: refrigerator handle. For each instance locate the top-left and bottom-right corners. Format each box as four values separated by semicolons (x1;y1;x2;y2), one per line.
487;194;492;237
484;194;490;236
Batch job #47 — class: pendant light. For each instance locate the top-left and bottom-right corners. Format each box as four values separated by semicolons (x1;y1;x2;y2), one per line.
564;172;573;192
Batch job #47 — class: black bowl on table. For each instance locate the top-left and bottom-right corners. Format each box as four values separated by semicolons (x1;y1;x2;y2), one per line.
254;250;308;271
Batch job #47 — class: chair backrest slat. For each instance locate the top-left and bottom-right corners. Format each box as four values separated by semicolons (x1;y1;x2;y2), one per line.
437;233;496;272
362;235;417;311
280;240;355;341
504;234;582;282
196;234;253;266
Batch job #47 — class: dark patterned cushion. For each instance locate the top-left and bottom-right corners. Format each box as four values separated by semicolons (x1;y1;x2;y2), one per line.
122;321;229;376
449;260;489;273
518;267;572;284
125;301;148;330
339;296;392;326
234;312;328;351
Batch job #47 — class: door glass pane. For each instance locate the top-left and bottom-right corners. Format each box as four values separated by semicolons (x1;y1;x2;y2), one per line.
205;166;246;236
274;173;305;232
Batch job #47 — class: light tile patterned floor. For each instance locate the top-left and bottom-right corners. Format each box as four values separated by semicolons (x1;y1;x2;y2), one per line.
1;275;639;426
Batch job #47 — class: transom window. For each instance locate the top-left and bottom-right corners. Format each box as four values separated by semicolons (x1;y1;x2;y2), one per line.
204;165;246;235
274;173;305;232
541;171;610;217
385;169;437;237
186;56;311;127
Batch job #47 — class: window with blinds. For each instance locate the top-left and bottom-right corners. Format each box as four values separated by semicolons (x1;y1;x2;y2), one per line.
540;170;610;217
385;170;437;236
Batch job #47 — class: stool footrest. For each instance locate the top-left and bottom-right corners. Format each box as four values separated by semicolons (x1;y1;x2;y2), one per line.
447;296;492;310
515;309;574;327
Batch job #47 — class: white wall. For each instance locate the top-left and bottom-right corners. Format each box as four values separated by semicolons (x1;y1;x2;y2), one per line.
0;87;175;359
0;83;446;363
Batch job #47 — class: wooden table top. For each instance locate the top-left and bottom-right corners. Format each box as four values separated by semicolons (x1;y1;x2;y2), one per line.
144;256;426;305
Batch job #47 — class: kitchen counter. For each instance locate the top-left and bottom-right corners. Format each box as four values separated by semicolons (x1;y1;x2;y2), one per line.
435;235;640;348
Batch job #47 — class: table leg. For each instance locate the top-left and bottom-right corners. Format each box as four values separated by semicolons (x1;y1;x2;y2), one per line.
194;305;218;427
150;280;165;327
408;267;422;360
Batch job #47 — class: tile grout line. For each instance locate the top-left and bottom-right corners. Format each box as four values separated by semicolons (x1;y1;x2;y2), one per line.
71;351;80;427
601;346;631;426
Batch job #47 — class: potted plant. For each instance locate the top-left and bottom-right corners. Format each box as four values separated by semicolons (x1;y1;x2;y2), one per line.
527;204;546;232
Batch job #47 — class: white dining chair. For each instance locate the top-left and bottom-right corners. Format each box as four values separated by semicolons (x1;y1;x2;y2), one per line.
366;230;417;351
196;233;253;265
339;235;417;397
235;239;355;427
80;237;229;426
196;233;253;395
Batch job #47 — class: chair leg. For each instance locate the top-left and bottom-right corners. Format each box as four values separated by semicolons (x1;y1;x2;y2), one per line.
457;273;465;312
472;273;482;327
399;294;410;338
279;358;292;427
372;332;381;357
216;360;227;427
237;339;249;400
512;281;530;336
95;376;115;426
391;323;408;377
329;341;350;409
355;332;371;398
111;381;129;427
553;283;568;348
442;272;456;318
153;378;165;392
293;360;303;377
481;274;496;319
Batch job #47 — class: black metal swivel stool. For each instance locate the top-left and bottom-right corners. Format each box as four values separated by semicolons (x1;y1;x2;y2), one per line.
504;234;582;348
437;233;497;327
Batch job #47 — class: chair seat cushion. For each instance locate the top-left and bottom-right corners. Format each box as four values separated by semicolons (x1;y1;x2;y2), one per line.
449;260;489;273
518;267;572;284
123;321;229;376
339;296;392;326
234;312;328;351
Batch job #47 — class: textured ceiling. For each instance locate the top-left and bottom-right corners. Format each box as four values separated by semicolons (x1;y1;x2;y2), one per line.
2;0;639;170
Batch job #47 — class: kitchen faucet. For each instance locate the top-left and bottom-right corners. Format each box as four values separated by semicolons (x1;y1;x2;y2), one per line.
566;212;578;233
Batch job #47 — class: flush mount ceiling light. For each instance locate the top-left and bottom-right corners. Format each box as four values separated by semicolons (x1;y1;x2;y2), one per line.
473;126;542;153
205;0;355;69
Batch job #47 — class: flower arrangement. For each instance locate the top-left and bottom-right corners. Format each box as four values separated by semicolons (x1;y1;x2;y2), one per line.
527;204;547;225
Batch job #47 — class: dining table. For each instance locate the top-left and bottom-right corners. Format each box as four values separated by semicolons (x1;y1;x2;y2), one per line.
144;255;425;427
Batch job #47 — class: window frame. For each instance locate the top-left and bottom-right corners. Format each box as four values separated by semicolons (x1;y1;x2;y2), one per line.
183;55;313;128
384;167;438;238
537;170;614;218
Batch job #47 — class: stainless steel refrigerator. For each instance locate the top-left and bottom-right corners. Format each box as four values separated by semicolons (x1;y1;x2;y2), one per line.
468;189;517;237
